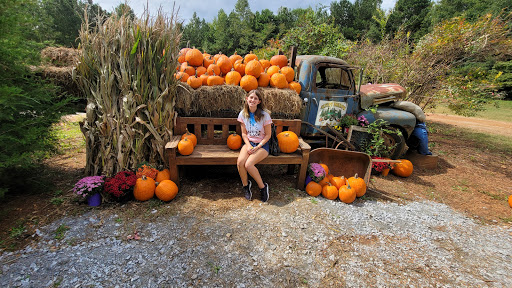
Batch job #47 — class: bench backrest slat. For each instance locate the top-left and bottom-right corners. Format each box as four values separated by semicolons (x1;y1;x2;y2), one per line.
175;116;301;145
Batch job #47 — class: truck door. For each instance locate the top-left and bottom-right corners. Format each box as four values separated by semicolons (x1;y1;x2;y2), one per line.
302;63;358;137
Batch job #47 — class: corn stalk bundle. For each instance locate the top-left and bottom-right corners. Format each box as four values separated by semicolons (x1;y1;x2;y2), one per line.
74;9;181;176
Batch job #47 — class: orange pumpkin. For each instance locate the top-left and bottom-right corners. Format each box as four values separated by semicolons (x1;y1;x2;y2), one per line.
267;65;280;78
280;66;295;82
133;175;156;201
305;181;322;197
245;59;263;78
195;66;207;77
181;130;197;147
258;71;270;87
178;138;194;156
155;180;178;202
392;159;414;177
216;55;232;75
207;75;224;86
289;81;302;94
225;69;242;86
509;195;512;208
330;176;346;189
270;72;288;89
203;55;214;68
227;133;242;150
213;52;226;63
207;63;221;77
317;177;330;187
199;73;209;85
174;72;189;82
185;48;203;66
270;54;288;68
180;62;195;76
320;164;329;175
187;75;202;89
322;184;339;200
339;181;356;204
244;52;258;63
234;59;246;76
240;75;258;92
155;168;171;183
347;173;367;197
229;52;243;65
178;47;190;64
277;131;299;153
259;59;271;70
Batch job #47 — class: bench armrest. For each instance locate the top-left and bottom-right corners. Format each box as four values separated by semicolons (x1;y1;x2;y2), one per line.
165;135;182;150
298;137;311;152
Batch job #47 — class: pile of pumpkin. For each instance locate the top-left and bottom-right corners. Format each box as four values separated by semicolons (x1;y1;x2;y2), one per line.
177;129;300;155
305;163;367;204
175;48;302;94
133;164;178;202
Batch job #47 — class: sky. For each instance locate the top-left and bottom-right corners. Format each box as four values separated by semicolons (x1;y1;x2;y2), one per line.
94;0;398;24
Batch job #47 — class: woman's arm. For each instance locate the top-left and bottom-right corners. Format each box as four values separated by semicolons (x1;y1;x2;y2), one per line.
240;123;251;146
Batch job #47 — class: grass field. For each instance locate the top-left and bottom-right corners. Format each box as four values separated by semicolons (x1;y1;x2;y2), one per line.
426;100;512;123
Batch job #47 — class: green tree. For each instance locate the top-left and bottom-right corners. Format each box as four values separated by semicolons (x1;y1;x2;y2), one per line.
181;12;210;50
331;0;382;41
114;3;135;20
385;0;432;41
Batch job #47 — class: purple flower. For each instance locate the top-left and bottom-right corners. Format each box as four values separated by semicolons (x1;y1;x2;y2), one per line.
74;176;105;198
358;115;369;127
307;163;326;182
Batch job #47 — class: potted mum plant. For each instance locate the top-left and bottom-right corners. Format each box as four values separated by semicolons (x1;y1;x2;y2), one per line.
104;171;137;202
73;176;105;206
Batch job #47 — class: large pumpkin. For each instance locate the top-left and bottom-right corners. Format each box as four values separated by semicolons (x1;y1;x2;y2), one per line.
155;168;171;183
225;69;242;86
258;71;270;87
133;175;155;201
338;182;356;204
155;180;178;202
216;55;232;75
187;75;202;89
392;159;414;177
245;59;263;78
185;48;203;67
305;181;322;197
280;66;295;82
277;131;299;153
270;54;288;68
178;138;194;156
322;184;339;200
240;75;258;92
347;173;366;197
270;72;288;89
289;81;302;94
227;133;242;150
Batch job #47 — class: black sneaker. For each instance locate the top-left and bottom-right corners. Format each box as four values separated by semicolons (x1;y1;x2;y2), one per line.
243;180;252;200
260;183;269;202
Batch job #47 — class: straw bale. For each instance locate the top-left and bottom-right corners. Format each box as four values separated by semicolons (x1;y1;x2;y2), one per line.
176;85;303;119
41;47;80;67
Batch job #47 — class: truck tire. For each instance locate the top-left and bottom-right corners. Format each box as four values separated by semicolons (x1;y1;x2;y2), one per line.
383;127;406;159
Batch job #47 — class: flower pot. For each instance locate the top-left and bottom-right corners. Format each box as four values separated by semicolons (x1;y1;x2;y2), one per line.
87;193;102;206
381;168;390;176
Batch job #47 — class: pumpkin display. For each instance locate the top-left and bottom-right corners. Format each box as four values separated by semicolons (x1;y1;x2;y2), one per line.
330;176;346;189
289;81;302;94
240;75;258;92
155;180;178;202
181;130;197;147
270;72;288;89
280;66;295;82
277;131;299;153
155;168;171;182
225;69;242;86
133;175;156;201
187;75;202;89
339;181;356;204
305;181;322;197
270;54;288;68
392;159;414;177
185;48;203;66
347;173;367;197
227;133;242;150
136;163;158;179
178;138;194;155
245;59;263;78
322;184;339;200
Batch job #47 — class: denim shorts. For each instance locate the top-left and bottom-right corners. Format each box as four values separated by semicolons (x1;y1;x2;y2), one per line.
250;141;270;153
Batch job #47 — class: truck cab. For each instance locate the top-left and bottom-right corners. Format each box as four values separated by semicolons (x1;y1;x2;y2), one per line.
294;55;417;158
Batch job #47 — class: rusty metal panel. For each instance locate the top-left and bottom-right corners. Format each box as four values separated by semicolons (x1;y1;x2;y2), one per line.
360;83;407;109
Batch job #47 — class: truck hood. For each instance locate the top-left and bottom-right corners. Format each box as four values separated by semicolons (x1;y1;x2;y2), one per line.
359;83;406;109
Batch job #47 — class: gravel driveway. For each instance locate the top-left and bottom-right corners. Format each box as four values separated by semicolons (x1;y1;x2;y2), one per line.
1;186;511;287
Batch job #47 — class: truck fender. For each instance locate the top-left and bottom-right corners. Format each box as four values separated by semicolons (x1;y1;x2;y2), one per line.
357;107;416;138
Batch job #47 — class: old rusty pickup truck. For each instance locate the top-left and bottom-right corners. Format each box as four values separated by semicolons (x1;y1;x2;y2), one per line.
293;55;419;159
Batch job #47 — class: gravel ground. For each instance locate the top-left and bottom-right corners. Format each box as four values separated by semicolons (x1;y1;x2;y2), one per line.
1;192;512;287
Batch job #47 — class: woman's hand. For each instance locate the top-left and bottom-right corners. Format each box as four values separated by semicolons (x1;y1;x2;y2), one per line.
247;144;259;155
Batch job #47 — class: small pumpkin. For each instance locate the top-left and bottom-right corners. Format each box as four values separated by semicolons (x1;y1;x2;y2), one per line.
330;176;346;189
277;131;299;153
258;71;270;87
347;173;367;197
213;52;226;63
133;175;156;201
229;51;243;65
225;69;242;86
174;72;189;82
392;159;414;177
266;65;280;78
259;59;271;70
180;63;195;76
203;55;214;68
305;181;322;197
322;184;339;200
155;180;178;202
317;177;330;187
338;181;356;204
187;75;202;89
199;73;209;85
207;63;221;77
227;133;242;150
240;75;258;92
178;138;194;156
244;51;258;63
245;59;263;78
320;164;329;175
185;48;203;66
155;168;171;183
270;72;288;89
509;195;512;208
289;81;302;94
195;66;207;77
270;54;288;68
280;66;295;82
207;74;224;86
181;130;197;147
178;47;190;64
216;55;232;75
234;59;246;76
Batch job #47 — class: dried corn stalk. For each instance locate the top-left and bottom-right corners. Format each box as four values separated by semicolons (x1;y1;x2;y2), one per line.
75;8;181;176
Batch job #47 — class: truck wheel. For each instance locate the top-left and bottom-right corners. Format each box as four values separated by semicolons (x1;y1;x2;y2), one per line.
383;128;406;159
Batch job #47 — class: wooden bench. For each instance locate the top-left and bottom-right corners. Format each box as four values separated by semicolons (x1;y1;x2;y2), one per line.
165;116;311;189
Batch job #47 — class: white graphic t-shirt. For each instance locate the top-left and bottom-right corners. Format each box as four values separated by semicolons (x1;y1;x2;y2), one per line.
237;110;272;143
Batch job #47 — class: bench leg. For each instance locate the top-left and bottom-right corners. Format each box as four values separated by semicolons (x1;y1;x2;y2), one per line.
297;163;307;190
168;148;180;188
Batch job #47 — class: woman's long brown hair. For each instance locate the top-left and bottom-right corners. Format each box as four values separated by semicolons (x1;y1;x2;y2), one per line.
242;89;268;122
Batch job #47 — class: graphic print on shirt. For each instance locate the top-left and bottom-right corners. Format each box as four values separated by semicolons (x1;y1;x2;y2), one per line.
247;113;261;139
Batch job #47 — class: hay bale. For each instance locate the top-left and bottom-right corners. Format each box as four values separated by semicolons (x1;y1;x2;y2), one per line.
176;84;303;119
41;47;80;67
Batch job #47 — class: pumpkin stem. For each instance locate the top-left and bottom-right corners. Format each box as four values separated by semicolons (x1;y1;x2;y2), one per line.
354;173;359;179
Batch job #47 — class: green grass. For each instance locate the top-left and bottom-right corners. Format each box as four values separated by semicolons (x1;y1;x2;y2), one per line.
427;100;512;122
51;120;85;153
54;224;70;240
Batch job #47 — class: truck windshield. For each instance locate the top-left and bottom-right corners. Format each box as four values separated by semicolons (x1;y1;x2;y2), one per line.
315;66;352;91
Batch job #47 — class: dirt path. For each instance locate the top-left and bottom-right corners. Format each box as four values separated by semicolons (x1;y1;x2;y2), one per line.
426;113;512;137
